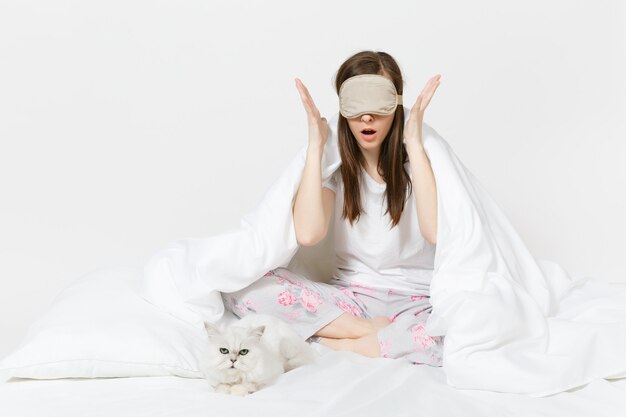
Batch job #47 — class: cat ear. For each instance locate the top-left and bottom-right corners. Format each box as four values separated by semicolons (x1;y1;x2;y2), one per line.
249;325;266;339
204;321;222;338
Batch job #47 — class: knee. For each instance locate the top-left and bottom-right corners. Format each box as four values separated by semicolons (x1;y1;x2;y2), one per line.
243;268;309;294
221;270;290;316
269;267;311;287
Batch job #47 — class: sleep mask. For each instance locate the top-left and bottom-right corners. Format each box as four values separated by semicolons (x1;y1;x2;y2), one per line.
338;74;403;118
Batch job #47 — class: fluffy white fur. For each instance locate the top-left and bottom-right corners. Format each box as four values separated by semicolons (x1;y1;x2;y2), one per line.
201;313;319;396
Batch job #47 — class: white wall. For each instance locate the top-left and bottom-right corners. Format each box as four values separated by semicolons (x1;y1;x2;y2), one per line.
1;0;624;358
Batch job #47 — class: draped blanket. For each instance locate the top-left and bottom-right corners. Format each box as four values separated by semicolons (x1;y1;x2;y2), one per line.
139;107;626;397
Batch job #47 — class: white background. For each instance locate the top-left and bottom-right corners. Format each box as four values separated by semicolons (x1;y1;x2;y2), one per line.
1;0;624;358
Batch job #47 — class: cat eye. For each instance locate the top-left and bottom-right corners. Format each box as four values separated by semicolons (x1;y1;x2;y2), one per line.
219;347;229;354
239;349;249;355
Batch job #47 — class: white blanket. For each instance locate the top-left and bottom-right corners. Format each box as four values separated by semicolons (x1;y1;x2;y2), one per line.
139;107;626;397
3;352;626;416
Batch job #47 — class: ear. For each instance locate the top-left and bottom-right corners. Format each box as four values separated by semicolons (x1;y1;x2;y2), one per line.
249;325;266;339
204;321;222;338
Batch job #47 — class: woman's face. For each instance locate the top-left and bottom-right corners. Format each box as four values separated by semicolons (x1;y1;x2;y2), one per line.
346;112;395;150
345;71;396;151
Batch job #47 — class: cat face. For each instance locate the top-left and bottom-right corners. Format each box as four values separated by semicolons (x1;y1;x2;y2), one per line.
203;322;266;373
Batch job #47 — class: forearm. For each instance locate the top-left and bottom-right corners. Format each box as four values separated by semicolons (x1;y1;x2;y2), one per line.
406;142;438;244
292;145;326;246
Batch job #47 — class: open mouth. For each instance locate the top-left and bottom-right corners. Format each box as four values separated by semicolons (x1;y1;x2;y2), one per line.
360;128;377;141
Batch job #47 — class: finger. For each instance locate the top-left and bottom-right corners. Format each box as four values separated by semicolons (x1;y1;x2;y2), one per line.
294;78;315;115
419;76;438;98
295;78;321;119
427;75;441;94
421;74;441;96
417;76;441;112
295;78;319;118
421;79;441;111
411;74;441;115
419;77;434;95
413;89;432;115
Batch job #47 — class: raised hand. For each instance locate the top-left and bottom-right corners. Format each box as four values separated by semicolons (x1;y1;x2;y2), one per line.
404;74;441;147
295;78;329;150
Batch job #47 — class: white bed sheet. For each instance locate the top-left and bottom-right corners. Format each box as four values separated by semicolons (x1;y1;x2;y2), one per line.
2;346;626;417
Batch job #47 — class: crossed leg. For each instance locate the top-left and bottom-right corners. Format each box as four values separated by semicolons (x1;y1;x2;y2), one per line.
314;312;392;339
223;267;393;358
318;331;384;357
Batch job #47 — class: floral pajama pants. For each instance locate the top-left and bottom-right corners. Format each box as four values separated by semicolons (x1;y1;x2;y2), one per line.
221;266;444;367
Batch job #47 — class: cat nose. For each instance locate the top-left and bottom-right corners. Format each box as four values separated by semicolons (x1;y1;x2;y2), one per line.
230;358;236;363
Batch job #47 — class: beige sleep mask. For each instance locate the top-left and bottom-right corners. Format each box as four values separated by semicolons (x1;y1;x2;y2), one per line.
338;74;403;119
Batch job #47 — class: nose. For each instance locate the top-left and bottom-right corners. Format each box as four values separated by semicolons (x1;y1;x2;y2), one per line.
230;358;236;363
360;114;374;122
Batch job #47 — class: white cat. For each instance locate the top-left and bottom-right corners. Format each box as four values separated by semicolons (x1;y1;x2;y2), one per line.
201;313;319;396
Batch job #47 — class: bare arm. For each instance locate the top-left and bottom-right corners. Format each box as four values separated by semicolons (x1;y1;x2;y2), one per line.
406;142;438;245
404;74;442;245
291;78;335;247
292;144;335;246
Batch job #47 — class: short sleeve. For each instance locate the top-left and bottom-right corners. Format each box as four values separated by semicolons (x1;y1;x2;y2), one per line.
322;170;338;193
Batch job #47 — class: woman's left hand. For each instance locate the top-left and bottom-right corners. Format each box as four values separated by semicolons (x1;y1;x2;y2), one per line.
404;74;441;148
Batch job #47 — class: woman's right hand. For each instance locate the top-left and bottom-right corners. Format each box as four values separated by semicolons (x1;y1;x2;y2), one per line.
294;78;328;150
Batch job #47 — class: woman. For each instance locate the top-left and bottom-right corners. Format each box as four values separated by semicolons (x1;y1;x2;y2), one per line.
222;50;444;366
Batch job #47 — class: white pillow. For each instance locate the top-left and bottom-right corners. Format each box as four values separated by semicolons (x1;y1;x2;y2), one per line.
0;265;238;381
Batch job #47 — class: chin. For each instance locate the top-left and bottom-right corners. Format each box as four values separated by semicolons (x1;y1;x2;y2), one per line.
358;138;383;148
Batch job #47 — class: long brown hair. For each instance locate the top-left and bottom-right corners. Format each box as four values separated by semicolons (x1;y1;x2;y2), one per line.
333;50;412;228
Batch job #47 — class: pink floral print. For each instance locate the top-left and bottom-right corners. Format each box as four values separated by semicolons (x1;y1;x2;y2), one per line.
227;297;258;314
335;300;363;317
271;268;305;287
277;290;297;306
379;338;392;358
299;288;323;313
411;324;437;350
223;268;444;368
288;279;305;288
267;269;338;318
339;287;356;299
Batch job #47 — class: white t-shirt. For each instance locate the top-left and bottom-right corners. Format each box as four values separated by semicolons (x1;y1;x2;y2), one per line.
322;162;436;295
